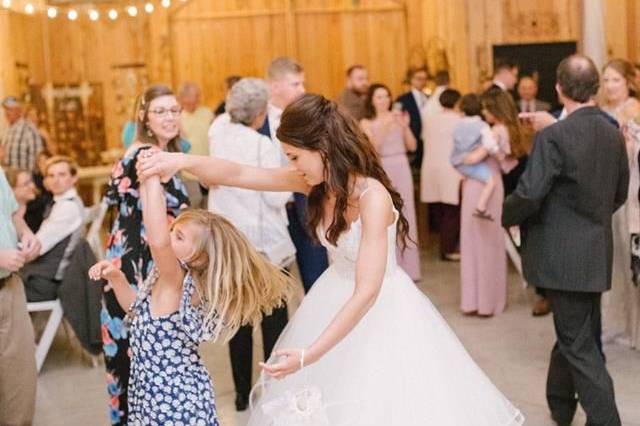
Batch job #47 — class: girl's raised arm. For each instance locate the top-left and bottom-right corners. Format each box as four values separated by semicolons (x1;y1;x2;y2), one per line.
138;152;310;194
139;170;183;285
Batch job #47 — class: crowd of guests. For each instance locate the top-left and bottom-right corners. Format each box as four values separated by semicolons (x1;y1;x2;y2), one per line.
1;53;640;426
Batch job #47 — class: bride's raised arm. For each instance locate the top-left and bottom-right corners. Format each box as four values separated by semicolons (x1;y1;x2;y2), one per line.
137;151;310;194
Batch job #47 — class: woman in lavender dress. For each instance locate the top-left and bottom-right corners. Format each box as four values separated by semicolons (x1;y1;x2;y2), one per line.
360;83;421;280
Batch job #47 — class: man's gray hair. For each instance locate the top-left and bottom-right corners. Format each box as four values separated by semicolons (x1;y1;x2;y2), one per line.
178;81;200;98
226;78;270;126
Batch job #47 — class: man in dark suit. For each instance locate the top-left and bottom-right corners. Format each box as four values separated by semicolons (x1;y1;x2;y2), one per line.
396;66;428;168
487;58;519;94
503;55;627;426
517;76;551;112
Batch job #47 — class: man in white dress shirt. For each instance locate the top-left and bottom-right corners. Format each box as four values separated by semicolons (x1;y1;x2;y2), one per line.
258;57;329;295
396;66;429;168
20;156;85;302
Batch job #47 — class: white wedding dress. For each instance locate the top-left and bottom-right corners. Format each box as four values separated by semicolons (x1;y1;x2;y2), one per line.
248;205;525;426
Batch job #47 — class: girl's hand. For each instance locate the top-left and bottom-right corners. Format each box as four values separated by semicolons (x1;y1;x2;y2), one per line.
259;348;305;380
136;149;181;183
89;260;125;282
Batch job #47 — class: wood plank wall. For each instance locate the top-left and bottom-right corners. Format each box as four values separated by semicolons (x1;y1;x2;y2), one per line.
1;0;638;148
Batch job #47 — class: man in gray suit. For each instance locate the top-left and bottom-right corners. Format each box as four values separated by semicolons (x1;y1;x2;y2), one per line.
517;76;551;112
503;55;628;426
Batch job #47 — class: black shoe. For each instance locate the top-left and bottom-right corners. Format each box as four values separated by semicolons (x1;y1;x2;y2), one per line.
235;393;249;411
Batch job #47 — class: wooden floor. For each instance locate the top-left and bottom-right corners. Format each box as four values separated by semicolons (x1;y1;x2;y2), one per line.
33;244;640;426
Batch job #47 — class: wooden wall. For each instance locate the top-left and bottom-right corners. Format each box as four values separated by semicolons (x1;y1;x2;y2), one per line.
168;0;408;106
1;0;638;149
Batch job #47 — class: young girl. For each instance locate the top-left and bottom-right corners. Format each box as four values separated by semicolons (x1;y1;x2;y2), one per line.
451;93;502;221
137;93;524;425
89;168;290;425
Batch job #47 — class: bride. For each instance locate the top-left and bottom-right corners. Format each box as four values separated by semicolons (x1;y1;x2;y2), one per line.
138;94;524;425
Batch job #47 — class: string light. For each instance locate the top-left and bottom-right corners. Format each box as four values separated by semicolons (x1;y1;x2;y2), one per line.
3;1;167;18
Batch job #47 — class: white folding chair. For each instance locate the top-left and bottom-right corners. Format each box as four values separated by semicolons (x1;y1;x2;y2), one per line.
27;299;66;373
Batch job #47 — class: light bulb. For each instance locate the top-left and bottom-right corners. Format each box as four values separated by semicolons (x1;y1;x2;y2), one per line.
144;2;154;13
127;5;138;17
68;9;78;21
1;0;11;9
89;9;99;21
161;0;171;8
47;7;57;18
24;3;34;14
108;9;118;20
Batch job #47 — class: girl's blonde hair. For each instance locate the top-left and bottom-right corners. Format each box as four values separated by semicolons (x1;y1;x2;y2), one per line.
171;209;292;342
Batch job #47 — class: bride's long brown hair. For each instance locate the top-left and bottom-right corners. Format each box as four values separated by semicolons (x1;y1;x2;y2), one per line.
276;94;410;249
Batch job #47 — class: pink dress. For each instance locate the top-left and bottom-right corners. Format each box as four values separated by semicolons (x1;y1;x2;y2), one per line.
370;120;421;280
460;124;514;315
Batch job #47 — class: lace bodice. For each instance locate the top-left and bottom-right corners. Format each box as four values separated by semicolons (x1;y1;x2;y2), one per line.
316;209;399;278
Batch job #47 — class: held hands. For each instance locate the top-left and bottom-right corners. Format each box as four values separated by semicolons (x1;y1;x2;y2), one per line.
136;148;180;183
259;348;307;380
88;260;125;283
19;232;41;261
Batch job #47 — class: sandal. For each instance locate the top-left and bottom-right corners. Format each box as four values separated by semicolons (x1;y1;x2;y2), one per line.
473;209;494;221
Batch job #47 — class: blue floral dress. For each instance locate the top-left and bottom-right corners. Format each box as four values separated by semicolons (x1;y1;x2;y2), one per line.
127;268;219;426
101;146;190;425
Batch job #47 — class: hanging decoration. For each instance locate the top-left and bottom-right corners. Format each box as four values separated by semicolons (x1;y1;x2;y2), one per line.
0;0;187;21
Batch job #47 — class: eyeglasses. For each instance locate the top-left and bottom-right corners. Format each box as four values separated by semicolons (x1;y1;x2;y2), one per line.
148;107;182;117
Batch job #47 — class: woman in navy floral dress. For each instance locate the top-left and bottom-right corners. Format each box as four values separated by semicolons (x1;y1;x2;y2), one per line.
101;85;190;425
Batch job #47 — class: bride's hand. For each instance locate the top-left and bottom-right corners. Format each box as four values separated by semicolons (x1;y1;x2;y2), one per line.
136;150;182;183
259;348;305;380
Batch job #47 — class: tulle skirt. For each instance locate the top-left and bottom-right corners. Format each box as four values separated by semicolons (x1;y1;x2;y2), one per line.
248;264;524;426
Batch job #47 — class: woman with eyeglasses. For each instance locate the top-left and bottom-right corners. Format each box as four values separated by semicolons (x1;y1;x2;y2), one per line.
100;85;190;426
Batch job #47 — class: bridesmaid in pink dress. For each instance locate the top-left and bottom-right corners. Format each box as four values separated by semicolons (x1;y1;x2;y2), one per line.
460;89;522;316
360;83;421;280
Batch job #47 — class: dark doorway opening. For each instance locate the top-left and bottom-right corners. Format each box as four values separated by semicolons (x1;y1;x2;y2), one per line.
493;41;578;111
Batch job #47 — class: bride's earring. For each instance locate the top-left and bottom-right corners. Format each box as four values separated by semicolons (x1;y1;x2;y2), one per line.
146;123;154;138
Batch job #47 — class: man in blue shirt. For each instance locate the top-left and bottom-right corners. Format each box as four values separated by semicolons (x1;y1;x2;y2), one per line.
0;165;40;425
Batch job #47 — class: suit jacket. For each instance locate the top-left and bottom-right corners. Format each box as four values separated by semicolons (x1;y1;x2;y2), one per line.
518;99;551;112
396;91;423;145
503;107;629;293
396;91;424;167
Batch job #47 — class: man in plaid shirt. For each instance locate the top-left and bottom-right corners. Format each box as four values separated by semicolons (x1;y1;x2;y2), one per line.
1;96;43;171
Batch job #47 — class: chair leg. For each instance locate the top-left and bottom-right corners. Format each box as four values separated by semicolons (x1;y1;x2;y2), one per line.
34;301;64;373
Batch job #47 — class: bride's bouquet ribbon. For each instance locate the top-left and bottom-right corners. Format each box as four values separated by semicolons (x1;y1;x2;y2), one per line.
249;369;362;426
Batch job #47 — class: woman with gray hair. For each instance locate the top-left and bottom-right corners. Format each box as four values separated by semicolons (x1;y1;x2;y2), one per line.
207;77;295;411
